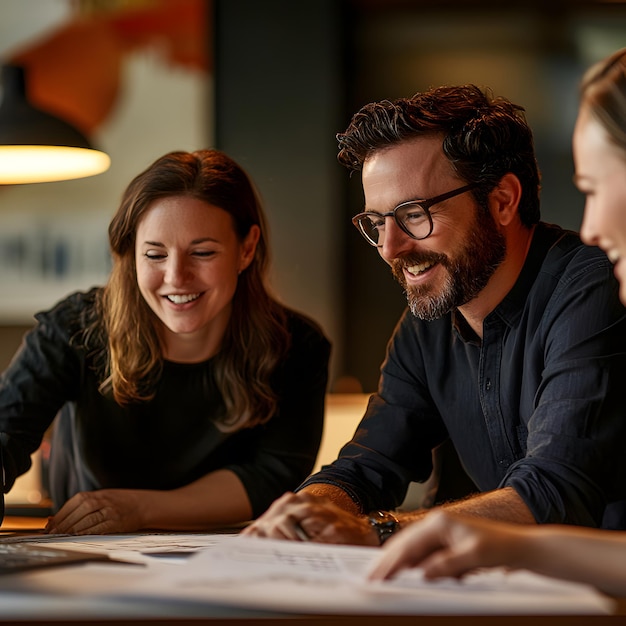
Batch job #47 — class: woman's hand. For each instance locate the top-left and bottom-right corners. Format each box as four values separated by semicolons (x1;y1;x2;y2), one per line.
45;489;147;535
368;508;529;581
44;470;253;535
242;491;379;546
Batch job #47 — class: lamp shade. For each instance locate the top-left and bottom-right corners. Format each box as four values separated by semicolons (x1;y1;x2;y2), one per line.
0;64;110;184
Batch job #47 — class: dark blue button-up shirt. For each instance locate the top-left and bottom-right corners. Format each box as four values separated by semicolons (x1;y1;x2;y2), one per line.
304;223;626;529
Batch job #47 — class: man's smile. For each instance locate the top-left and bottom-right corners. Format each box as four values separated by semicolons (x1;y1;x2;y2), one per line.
405;260;436;276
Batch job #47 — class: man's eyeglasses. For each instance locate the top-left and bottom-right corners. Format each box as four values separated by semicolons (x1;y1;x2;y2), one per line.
352;182;479;247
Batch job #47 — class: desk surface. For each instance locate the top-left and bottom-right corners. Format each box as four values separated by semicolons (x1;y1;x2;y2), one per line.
0;517;623;625
0;614;622;626
1;514;47;532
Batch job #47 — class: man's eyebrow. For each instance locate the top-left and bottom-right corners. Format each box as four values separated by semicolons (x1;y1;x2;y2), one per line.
362;206;385;215
363;197;422;214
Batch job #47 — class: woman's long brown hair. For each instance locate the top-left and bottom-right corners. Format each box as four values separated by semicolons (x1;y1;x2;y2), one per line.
89;149;289;431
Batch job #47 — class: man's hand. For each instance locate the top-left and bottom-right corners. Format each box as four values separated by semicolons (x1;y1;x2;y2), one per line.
242;491;379;546
45;489;146;535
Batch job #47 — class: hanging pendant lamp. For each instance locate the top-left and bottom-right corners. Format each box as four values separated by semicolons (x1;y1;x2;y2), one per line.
0;64;110;184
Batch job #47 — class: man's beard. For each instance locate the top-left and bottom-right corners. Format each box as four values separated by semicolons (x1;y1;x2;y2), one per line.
391;208;507;321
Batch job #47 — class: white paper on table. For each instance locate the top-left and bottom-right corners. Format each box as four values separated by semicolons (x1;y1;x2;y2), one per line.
11;532;239;564
123;535;615;615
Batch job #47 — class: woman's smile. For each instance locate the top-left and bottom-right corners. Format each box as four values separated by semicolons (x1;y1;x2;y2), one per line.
135;196;257;362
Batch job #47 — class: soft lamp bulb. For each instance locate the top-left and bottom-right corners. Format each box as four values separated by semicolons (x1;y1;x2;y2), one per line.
0;64;111;184
0;145;110;184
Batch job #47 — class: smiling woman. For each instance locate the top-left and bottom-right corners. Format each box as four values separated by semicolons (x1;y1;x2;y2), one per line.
134;196;259;363
0;149;331;535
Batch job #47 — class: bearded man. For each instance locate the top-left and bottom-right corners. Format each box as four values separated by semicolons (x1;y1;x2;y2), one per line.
244;85;626;544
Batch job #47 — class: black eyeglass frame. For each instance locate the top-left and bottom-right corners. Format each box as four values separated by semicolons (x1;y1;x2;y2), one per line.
352;182;480;247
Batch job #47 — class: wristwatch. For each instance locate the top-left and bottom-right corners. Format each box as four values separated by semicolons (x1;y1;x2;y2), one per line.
367;510;399;545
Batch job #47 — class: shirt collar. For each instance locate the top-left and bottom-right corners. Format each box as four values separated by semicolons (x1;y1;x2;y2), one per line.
451;222;567;339
489;222;566;328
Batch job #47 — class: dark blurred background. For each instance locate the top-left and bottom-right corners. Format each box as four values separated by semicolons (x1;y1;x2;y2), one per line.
217;0;626;391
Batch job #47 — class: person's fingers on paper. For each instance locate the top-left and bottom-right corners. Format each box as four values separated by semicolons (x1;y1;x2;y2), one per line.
247;510;312;542
369;509;528;581
242;491;379;545
242;491;308;539
263;497;349;543
243;492;331;540
293;522;310;541
264;495;379;546
301;507;378;546
418;512;534;579
367;517;444;580
46;489;143;535
46;492;111;535
242;491;302;538
45;494;86;534
368;509;482;580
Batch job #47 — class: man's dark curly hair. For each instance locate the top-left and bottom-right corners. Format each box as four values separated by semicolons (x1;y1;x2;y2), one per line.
337;85;541;227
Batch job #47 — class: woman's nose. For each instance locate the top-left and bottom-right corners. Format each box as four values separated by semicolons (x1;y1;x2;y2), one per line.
579;203;599;247
165;256;192;285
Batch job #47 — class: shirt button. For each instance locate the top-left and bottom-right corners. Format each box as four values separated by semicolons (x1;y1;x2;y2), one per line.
485;379;492;391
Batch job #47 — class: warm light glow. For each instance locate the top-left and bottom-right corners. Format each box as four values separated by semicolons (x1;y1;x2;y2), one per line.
0;145;110;184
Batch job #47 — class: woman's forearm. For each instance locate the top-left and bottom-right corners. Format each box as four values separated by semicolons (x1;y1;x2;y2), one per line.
519;526;626;597
136;469;253;531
